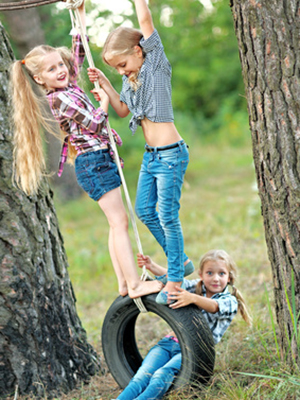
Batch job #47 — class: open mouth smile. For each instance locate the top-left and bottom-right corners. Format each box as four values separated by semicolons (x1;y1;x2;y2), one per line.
57;74;67;81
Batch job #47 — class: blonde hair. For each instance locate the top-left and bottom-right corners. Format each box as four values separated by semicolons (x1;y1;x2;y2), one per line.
195;249;252;326
10;45;78;195
102;27;144;91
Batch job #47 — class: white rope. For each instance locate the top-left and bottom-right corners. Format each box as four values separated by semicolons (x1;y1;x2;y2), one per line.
68;2;150;312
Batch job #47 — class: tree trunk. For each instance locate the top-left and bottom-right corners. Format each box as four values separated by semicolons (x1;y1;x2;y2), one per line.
230;0;300;366
0;23;101;397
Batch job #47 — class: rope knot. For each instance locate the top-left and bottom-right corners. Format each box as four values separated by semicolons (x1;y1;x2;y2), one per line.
65;0;84;10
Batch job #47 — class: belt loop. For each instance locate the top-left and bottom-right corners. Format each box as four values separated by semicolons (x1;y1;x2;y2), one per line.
179;140;185;152
178;140;182;152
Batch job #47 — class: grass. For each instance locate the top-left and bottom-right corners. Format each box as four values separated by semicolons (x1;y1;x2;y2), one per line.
7;115;300;399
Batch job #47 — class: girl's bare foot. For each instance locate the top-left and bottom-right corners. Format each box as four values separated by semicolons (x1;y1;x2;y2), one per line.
128;279;163;299
119;283;128;297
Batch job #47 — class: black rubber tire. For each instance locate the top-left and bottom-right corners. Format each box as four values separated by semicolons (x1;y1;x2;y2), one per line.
101;294;215;390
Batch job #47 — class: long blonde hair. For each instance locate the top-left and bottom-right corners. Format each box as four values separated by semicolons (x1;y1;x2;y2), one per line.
195;249;252;326
10;45;77;195
102;26;144;91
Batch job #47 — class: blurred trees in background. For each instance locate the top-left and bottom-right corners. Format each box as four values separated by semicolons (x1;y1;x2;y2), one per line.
1;0;247;135
0;0;249;192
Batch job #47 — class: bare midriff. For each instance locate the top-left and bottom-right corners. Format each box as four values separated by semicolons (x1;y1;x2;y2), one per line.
141;118;182;147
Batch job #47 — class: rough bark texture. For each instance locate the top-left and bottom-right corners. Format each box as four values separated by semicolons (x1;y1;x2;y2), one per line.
0;23;101;398
230;0;300;365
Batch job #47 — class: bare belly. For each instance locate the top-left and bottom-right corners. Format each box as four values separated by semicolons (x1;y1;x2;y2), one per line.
141;118;182;147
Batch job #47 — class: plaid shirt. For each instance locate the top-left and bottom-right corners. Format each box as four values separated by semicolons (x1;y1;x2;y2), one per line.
184;279;238;344
120;29;174;134
46;35;122;176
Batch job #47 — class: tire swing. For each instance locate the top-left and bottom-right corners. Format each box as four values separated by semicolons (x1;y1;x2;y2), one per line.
102;293;215;392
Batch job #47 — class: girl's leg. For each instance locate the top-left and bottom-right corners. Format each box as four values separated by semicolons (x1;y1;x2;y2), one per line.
155;145;189;293
98;187;162;298
135;352;182;400
118;338;175;400
135;151;167;252
108;228;127;296
135;144;189;293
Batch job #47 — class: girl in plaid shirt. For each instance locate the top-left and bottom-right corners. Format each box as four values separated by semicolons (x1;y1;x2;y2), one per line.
112;250;251;400
88;0;193;305
10;0;162;299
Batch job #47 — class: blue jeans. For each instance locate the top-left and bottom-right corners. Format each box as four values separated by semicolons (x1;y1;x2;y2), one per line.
135;140;189;282
118;337;182;400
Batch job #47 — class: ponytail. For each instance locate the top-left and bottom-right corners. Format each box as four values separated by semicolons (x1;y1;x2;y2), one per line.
10;60;48;195
230;284;252;327
10;44;68;195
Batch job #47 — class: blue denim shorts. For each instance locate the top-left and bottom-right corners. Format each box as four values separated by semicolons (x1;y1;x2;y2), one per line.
75;149;121;201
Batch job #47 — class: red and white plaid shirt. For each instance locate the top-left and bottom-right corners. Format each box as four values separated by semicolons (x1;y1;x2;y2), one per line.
46;35;122;176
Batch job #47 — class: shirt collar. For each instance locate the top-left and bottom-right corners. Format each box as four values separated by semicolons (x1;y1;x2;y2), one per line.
46;83;74;95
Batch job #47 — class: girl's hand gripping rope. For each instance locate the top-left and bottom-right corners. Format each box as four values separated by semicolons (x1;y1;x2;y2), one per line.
87;67;108;87
90;88;109;111
137;254;153;271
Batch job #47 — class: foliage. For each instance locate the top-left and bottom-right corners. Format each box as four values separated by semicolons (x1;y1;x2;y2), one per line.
36;0;247;124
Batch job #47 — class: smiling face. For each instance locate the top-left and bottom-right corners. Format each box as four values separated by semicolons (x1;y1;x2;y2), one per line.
34;51;69;90
105;46;144;78
200;260;230;298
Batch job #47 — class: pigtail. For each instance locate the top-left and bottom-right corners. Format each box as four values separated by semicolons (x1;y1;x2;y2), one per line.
195;279;204;296
10;60;47;195
230;284;252;327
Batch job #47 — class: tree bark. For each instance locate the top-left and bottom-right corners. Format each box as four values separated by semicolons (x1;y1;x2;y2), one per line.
0;23;101;397
230;0;300;365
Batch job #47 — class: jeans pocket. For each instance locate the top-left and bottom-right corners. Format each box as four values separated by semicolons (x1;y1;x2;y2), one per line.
95;160;111;174
157;152;178;169
181;158;189;175
76;168;94;195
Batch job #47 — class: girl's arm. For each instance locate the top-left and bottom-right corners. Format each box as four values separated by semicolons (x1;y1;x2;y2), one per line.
90;88;109;113
134;0;155;39
137;254;168;276
169;287;219;313
87;67;130;118
52;91;107;134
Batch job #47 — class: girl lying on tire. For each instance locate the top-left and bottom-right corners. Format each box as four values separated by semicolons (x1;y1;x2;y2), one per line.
113;249;252;400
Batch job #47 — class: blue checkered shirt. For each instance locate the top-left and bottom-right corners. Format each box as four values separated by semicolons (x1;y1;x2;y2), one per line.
120;29;174;134
184;279;238;344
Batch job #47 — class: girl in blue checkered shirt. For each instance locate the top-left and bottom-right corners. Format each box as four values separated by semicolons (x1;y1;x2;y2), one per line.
112;249;251;400
88;0;193;305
